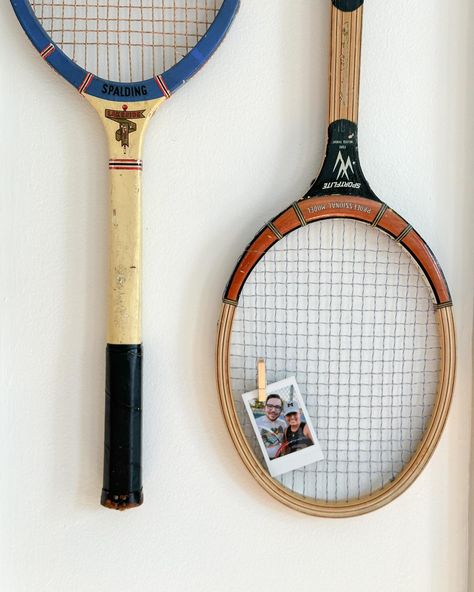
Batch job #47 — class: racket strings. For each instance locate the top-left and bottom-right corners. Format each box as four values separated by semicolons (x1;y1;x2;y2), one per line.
30;0;223;82
230;219;440;503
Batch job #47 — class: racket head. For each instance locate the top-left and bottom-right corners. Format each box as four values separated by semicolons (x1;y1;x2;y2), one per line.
11;0;240;101
217;195;455;517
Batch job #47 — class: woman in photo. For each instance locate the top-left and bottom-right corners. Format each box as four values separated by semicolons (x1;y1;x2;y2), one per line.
280;401;314;455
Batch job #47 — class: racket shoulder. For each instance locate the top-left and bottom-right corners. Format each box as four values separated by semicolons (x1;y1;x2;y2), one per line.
224;194;452;308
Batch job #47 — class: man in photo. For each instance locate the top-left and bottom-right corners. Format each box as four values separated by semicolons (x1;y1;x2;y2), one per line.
281;400;314;455
256;394;287;460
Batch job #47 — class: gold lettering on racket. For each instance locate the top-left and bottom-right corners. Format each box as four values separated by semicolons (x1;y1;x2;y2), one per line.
307;202;372;214
339;20;350;107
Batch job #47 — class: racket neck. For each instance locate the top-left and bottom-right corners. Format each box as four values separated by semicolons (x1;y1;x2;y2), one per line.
328;3;363;126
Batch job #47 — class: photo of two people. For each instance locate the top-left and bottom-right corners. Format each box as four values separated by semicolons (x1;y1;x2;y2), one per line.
243;377;324;477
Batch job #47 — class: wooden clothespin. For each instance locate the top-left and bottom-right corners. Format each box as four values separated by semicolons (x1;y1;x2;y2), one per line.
257;359;267;403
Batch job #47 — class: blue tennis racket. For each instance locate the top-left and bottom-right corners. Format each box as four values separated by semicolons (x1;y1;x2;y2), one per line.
11;0;240;510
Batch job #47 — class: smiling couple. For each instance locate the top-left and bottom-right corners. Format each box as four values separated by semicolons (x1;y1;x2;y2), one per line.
256;393;314;460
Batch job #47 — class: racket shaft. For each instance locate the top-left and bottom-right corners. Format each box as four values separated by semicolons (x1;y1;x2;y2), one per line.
108;166;142;344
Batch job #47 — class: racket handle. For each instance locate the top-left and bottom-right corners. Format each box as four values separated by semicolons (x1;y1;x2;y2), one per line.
329;0;364;125
88;97;164;510
101;344;143;510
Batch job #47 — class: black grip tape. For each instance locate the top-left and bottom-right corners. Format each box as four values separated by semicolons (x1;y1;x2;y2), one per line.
101;344;143;510
332;0;364;11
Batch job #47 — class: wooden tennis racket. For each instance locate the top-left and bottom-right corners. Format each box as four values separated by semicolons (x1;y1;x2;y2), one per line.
11;0;240;510
217;0;455;517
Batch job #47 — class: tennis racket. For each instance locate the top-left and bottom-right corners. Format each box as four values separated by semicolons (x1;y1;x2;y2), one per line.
217;0;455;517
11;0;240;510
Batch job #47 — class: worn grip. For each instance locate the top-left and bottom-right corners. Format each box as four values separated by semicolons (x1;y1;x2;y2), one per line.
101;344;143;510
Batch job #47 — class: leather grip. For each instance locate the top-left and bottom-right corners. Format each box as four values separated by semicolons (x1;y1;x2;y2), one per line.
101;344;143;510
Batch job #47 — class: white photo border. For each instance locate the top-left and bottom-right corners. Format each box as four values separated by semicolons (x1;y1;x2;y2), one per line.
242;376;324;477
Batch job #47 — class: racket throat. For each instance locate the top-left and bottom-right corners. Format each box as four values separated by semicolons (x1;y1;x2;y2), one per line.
306;119;378;200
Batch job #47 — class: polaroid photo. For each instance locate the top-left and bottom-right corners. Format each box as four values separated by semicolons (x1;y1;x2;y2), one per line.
242;376;324;477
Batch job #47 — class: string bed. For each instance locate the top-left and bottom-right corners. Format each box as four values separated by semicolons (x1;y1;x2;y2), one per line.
230;219;441;503
30;0;223;82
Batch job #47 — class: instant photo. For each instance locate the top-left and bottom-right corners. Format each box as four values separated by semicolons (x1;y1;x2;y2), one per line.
242;377;324;477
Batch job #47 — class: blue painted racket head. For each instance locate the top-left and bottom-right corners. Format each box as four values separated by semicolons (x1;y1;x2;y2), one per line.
11;0;240;102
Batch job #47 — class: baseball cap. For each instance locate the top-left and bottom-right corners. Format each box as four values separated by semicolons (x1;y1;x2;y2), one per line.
284;401;300;416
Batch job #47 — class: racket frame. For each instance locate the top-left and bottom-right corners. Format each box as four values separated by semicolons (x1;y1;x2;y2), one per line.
217;199;456;517
11;0;240;101
11;0;240;510
216;1;456;517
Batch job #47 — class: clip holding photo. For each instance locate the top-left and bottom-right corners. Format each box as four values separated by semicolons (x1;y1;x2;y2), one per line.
257;359;267;402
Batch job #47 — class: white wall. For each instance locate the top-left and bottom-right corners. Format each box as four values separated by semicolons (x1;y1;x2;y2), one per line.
1;1;473;591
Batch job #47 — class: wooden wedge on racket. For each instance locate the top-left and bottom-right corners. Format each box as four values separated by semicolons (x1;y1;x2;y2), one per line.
11;0;240;510
217;0;455;517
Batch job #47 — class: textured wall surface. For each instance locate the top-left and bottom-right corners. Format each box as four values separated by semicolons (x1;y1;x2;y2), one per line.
1;1;473;591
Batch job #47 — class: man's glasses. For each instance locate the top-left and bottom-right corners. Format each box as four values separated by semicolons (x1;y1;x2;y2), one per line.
266;404;282;412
